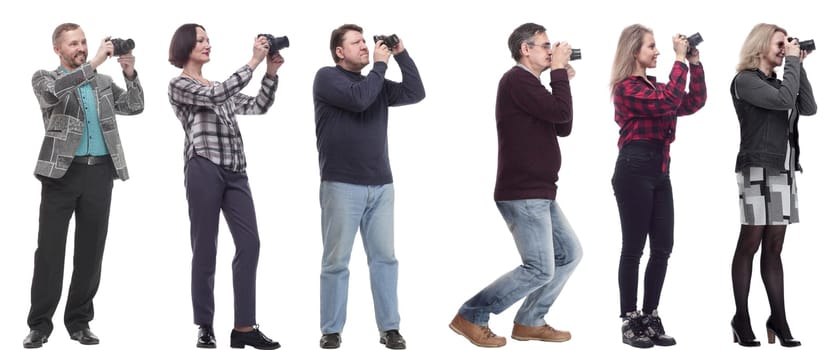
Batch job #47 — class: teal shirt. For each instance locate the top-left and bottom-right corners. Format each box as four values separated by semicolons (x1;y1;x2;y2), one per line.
60;66;108;156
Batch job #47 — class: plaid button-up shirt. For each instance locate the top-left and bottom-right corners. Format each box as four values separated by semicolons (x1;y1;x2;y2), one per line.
613;61;706;172
169;65;278;173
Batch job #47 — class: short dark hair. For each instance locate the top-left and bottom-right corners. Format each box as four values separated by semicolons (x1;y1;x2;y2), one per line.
330;24;363;63
52;23;80;47
169;23;205;68
508;23;546;61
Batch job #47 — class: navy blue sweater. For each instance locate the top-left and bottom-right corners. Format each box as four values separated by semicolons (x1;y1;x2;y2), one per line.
313;51;425;185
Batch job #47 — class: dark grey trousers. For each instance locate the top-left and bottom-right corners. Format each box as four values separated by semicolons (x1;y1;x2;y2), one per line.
186;156;260;327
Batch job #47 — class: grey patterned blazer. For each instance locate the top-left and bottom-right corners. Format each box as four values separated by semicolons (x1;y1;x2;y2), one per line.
32;62;144;180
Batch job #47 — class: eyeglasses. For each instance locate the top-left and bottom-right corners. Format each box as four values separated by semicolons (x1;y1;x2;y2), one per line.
528;42;552;51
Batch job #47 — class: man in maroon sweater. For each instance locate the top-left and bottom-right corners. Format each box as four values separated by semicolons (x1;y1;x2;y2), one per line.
449;23;583;347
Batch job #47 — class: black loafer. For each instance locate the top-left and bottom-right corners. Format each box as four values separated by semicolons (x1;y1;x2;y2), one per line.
70;328;100;345
380;329;406;349
320;333;341;349
23;330;49;348
230;326;280;349
197;325;216;348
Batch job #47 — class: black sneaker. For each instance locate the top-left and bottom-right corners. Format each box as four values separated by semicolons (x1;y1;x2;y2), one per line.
642;310;677;346
230;325;280;349
320;333;341;349
622;311;654;348
380;329;406;349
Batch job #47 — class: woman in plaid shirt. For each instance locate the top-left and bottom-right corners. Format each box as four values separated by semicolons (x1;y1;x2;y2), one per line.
167;23;284;350
609;24;706;348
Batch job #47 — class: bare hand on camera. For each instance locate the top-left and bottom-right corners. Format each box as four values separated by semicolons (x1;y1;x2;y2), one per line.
117;53;136;79
672;34;688;62
391;38;405;55
550;42;571;70
249;36;269;70
91;37;113;69
784;38;801;58
373;40;391;64
800;49;810;61
565;63;576;80
266;54;284;78
687;48;700;65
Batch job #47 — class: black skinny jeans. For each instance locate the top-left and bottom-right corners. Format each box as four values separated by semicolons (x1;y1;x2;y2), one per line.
611;140;674;316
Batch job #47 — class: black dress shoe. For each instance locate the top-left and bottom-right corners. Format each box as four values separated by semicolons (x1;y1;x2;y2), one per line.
380;330;406;349
23;330;49;348
197;325;216;348
70;328;100;345
320;333;341;349
230;326;280;349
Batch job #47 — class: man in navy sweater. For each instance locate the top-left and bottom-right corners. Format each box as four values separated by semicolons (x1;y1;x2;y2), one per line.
312;24;425;350
449;22;583;347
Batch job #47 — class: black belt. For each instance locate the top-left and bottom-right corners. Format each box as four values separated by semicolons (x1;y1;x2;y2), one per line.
72;155;111;166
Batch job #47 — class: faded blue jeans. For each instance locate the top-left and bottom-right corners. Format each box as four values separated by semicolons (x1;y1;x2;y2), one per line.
319;181;399;334
459;199;582;326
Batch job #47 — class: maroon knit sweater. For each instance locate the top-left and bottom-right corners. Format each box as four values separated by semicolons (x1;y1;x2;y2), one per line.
494;66;572;201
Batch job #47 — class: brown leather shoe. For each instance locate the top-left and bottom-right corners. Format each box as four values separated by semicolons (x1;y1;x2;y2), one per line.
511;323;571;342
449;314;506;347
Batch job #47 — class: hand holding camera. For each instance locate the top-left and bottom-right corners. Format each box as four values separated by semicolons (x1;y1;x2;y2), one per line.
550;42;572;70
685;33;703;56
373;36;392;63
672;34;689;61
91;37;114;69
108;37;137;78
258;34;290;55
373;34;400;51
787;37;815;61
784;37;801;58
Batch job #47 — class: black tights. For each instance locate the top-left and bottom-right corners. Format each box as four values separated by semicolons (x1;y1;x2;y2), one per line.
731;224;793;338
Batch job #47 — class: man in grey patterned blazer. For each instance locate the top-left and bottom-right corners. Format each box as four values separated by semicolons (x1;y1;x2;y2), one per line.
23;22;144;349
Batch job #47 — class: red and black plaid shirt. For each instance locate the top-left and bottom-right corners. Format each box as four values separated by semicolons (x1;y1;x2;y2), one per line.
613;61;706;172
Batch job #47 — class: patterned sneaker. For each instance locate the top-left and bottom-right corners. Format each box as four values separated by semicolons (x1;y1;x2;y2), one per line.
622;311;654;348
642;310;677;346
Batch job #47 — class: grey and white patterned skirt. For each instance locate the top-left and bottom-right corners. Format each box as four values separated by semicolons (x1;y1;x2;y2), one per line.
736;167;799;225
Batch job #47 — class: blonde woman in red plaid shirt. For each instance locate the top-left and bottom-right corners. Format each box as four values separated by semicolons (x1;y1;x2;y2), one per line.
609;24;706;348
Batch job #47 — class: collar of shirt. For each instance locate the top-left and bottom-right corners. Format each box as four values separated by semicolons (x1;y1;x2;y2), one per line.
515;63;540;79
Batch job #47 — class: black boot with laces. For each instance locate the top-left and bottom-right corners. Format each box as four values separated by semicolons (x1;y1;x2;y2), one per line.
642;309;676;346
622;311;654;348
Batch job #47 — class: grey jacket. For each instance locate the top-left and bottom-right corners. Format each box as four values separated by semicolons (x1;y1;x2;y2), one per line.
32;62;144;180
731;56;817;172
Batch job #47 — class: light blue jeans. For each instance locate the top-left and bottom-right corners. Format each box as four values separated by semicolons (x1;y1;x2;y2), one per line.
459;199;582;326
319;181;399;334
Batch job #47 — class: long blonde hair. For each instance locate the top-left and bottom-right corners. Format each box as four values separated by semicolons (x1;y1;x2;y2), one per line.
610;24;652;93
736;23;787;72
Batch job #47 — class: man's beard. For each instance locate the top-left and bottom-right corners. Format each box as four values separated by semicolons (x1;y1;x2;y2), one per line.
63;52;87;69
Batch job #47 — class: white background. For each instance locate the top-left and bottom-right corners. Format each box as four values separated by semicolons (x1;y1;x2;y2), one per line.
0;1;835;349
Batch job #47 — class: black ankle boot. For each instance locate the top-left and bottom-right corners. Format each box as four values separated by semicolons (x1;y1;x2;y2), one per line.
766;317;801;347
731;316;760;347
642;310;676;346
622;311;653;348
230;325;281;349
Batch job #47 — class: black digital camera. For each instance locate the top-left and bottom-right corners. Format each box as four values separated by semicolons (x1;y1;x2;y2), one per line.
570;48;582;61
110;38;134;56
258;34;290;55
788;37;816;52
373;34;400;50
686;32;703;56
